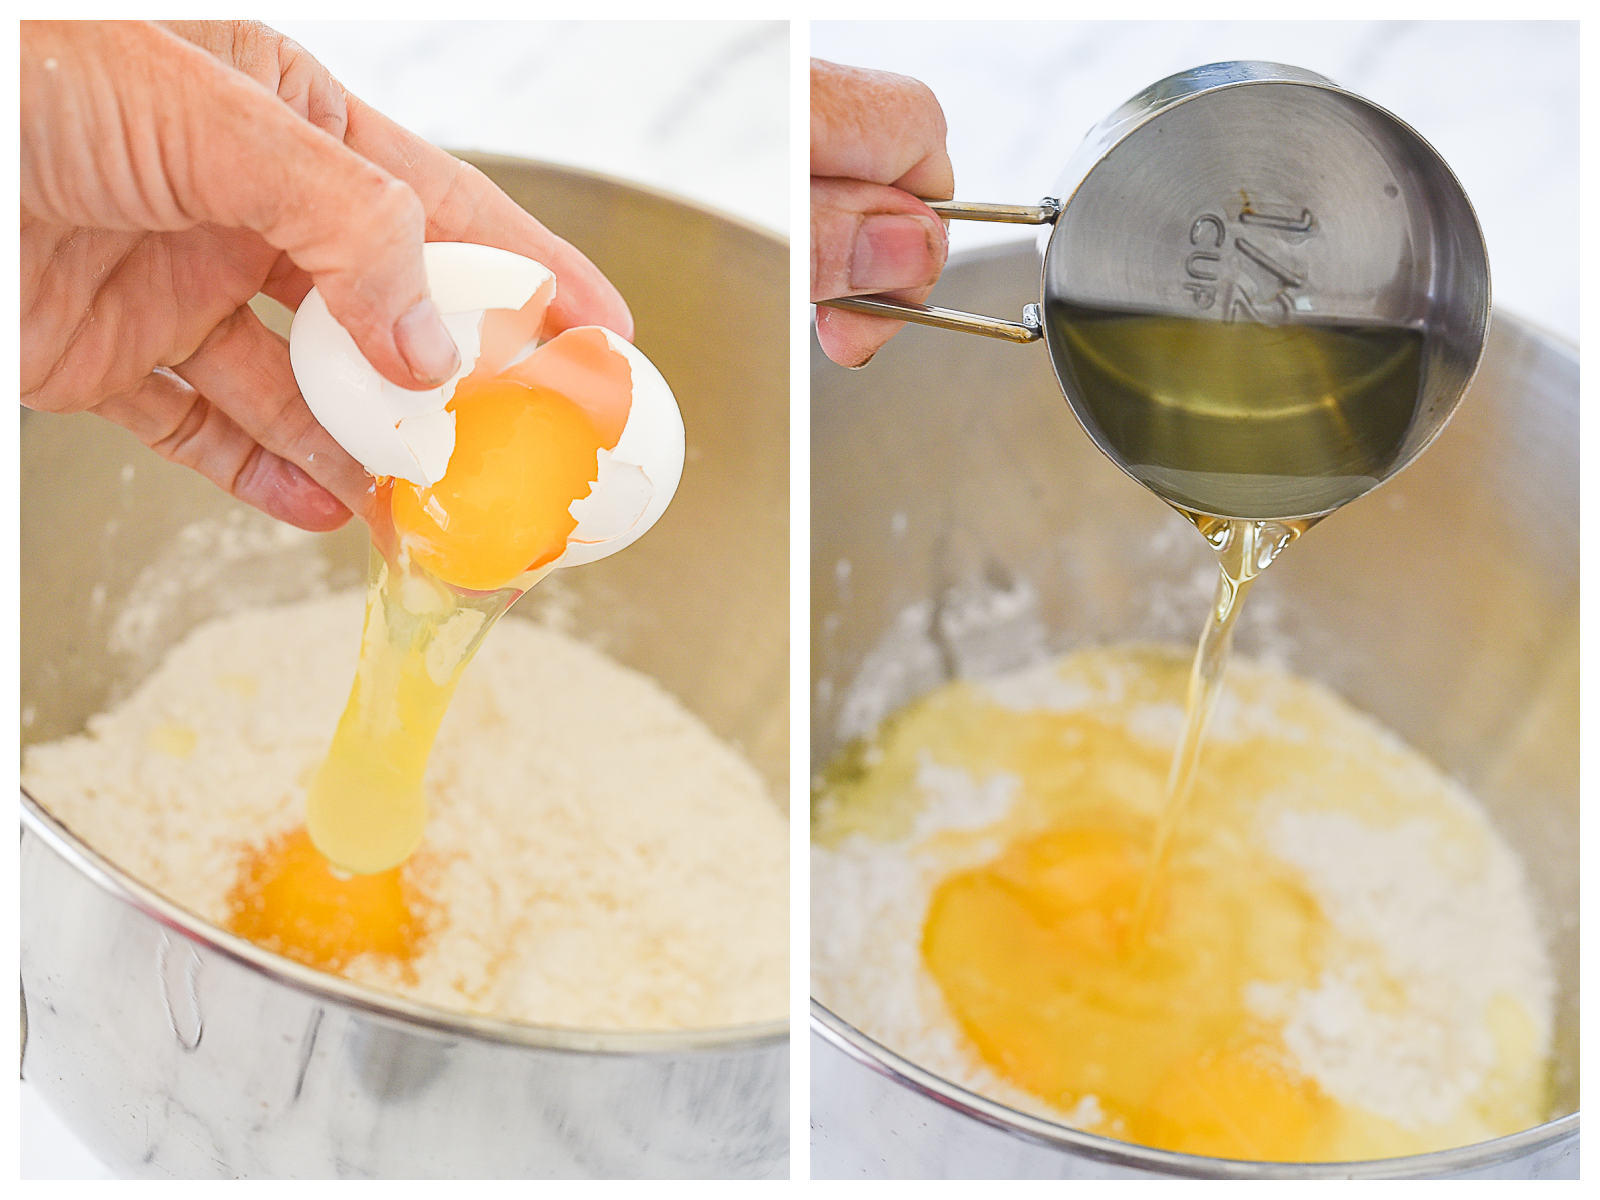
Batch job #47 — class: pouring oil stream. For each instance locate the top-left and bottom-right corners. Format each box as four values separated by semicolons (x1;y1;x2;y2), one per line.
1130;514;1306;942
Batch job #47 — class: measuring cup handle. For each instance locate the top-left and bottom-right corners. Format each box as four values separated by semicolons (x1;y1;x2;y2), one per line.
926;198;1060;224
821;296;1044;343
816;197;1057;344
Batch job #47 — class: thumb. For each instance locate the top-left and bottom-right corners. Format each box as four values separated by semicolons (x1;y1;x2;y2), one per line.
810;176;947;303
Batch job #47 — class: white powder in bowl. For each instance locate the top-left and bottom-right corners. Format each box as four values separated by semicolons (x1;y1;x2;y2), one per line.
812;645;1554;1151
24;591;788;1031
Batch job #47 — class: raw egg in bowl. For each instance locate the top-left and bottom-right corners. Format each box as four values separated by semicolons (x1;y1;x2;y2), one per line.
19;155;789;1180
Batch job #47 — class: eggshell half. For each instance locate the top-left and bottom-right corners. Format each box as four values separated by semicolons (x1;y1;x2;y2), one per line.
562;330;684;567
290;242;555;485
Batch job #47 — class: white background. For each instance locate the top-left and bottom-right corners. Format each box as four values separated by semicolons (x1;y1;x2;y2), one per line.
274;19;789;238
812;20;1578;343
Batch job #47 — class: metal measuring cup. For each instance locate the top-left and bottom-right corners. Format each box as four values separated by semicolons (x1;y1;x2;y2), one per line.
821;61;1491;523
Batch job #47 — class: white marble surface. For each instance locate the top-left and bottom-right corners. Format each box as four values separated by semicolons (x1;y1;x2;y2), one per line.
812;20;1577;343
280;19;789;237
20;18;788;1180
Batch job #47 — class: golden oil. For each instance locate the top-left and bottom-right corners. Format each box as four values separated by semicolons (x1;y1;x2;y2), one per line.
1049;304;1424;519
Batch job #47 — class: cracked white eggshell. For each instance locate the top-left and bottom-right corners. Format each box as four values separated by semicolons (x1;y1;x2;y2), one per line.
557;329;685;568
289;242;553;486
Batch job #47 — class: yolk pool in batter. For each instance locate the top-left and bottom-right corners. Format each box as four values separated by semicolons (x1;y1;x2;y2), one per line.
813;645;1551;1162
225;827;432;977
923;820;1337;1161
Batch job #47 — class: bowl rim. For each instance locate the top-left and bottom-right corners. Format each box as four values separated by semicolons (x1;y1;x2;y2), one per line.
812;1000;1576;1178
453;149;787;247
22;784;787;1055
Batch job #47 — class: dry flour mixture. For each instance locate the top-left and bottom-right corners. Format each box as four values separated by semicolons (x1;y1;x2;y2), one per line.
25;591;787;1031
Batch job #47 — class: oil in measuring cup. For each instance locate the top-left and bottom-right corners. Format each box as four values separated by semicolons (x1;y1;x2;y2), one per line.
1048;303;1427;522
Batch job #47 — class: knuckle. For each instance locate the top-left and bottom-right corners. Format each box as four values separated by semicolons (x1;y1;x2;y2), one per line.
229;443;274;501
149;390;212;464
368;176;426;236
247;381;323;467
261;403;314;458
904;78;948;139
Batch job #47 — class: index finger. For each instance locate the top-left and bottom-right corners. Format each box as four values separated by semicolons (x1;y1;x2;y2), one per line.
811;59;954;201
339;93;635;342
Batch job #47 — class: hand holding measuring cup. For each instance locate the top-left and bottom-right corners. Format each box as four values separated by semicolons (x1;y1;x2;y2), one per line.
821;61;1491;526
810;58;954;368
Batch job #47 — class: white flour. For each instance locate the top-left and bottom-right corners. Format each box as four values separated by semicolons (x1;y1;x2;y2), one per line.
26;591;788;1031
1251;809;1553;1127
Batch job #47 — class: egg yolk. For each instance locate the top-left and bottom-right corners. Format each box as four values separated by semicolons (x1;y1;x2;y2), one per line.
225;826;431;976
922;823;1341;1160
391;377;606;592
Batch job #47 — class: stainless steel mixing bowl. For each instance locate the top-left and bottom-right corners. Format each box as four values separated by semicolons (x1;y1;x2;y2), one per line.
810;242;1576;1179
20;157;789;1179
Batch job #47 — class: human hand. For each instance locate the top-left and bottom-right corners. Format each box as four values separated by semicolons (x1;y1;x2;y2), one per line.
810;59;953;368
22;20;631;532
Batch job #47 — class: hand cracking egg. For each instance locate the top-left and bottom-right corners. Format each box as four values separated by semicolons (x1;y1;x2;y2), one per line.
290;241;684;591
284;242;687;877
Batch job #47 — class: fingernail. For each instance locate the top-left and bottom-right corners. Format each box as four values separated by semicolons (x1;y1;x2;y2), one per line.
393;297;461;387
849;214;944;292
